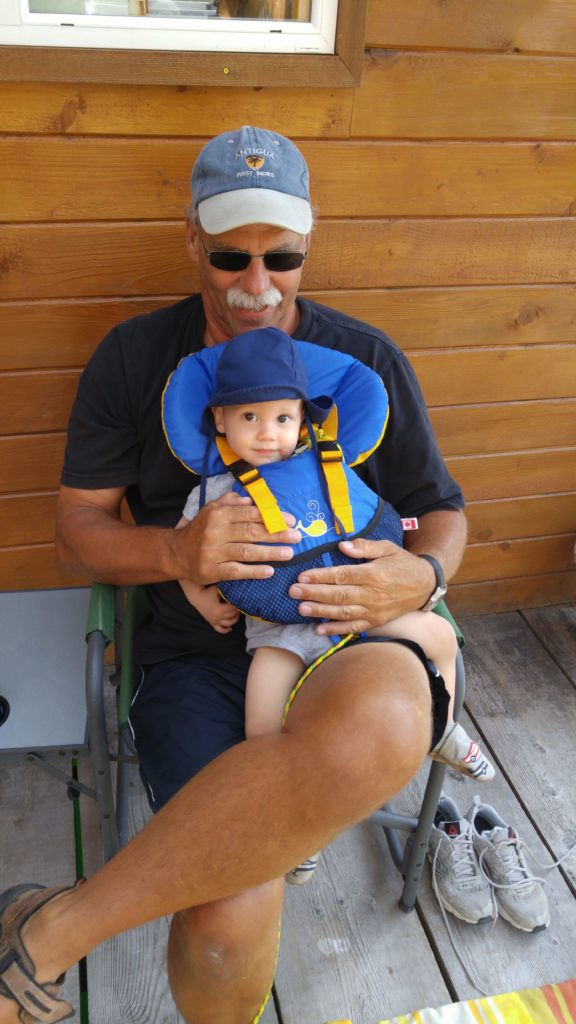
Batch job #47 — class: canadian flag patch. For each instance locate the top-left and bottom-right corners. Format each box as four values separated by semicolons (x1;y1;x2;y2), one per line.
401;517;419;531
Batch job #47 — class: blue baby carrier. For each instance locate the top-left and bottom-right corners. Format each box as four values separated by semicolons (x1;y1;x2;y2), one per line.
162;337;404;624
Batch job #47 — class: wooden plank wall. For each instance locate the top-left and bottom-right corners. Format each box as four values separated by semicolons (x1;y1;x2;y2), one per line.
1;0;575;613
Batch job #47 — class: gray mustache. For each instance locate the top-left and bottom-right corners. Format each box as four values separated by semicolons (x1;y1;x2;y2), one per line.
226;287;283;312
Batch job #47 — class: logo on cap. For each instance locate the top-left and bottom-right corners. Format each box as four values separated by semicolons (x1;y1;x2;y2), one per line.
245;155;265;170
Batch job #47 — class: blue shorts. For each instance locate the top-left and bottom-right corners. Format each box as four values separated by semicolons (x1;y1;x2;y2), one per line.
129;639;449;813
129;653;251;812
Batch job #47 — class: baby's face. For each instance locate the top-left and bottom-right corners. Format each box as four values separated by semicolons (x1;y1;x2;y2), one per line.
213;398;303;466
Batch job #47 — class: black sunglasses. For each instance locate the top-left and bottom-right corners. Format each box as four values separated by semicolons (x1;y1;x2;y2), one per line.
201;242;307;273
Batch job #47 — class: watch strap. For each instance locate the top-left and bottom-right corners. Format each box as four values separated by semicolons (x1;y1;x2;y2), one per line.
418;554;447;611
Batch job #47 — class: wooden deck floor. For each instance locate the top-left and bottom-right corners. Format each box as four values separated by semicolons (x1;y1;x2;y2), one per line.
2;605;576;1023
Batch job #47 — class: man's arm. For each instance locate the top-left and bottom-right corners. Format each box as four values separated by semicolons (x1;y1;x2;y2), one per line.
288;508;467;635
55;485;301;586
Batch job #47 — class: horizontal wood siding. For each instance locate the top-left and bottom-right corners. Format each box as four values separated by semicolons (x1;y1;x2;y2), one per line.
1;0;575;610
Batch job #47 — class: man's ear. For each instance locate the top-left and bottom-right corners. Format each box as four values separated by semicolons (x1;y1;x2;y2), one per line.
185;218;201;264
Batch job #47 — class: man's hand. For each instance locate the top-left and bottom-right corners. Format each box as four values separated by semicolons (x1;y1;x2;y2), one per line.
288;538;434;634
171;492;302;587
288;509;467;634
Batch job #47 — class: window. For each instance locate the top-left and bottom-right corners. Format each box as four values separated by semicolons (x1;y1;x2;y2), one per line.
0;0;368;85
3;0;337;54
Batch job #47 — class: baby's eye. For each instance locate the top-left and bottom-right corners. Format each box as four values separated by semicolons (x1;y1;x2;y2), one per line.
243;412;257;422
277;414;291;424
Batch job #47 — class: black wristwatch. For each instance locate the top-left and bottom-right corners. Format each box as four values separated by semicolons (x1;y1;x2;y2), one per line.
418;554;447;611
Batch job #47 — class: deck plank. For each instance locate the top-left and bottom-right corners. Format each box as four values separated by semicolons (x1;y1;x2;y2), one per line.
521;605;576;689
460;611;576;888
276;821;451;1023
0;760;82;1021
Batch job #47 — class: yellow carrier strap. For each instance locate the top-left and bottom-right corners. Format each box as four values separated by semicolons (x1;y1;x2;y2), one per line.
317;440;354;535
215;435;288;535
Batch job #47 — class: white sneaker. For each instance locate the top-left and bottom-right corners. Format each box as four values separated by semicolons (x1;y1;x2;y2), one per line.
431;722;495;782
467;797;550;932
285;853;319;886
427;796;495;924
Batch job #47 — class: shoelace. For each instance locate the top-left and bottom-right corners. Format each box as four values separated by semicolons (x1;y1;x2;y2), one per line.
431;835;494;995
478;832;576;891
439;829;481;881
478;835;546;893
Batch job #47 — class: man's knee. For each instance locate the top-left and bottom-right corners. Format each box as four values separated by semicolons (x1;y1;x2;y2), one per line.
285;642;433;802
169;882;283;977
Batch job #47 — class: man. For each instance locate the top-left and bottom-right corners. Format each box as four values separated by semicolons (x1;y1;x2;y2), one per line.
0;126;466;1024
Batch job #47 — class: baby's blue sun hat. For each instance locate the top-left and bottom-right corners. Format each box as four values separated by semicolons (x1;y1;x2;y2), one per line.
208;327;332;425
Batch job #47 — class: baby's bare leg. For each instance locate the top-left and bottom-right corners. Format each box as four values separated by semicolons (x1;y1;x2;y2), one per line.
367;616;495;781
367;612;457;718
245;648;304;737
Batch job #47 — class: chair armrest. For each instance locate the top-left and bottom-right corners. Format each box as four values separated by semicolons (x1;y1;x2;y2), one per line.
85;583;117;645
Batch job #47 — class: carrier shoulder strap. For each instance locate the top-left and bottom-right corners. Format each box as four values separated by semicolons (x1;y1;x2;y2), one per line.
315;432;354;535
215;435;288;534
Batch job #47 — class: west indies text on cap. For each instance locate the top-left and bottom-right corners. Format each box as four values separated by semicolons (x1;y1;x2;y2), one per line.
191;126;312;236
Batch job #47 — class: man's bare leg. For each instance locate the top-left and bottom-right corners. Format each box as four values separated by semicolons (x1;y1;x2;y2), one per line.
0;643;432;1024
168;882;284;1024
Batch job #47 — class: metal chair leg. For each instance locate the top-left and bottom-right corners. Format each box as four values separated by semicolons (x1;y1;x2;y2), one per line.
85;629;119;861
372;646;466;910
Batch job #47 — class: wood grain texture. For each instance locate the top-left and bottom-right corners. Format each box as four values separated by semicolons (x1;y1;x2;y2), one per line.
465;492;576;544
0;492;58;546
522;604;576;687
449;571;576;616
411;346;576;406
4;138;576;220
431;400;576;457
276;824;451;1022
0;81;353;137
455;534;576;585
461;611;576;887
366;0;576;57
447;448;576;501
0;371;79;434
0;434;66;493
353;50;576;140
3;285;576;371
2;218;576;300
0;543;86;589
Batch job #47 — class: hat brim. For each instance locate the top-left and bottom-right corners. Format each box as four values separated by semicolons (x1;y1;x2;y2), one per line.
197;188;312;235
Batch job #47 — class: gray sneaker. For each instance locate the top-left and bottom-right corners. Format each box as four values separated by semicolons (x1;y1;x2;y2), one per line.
427;796;495;924
467;798;550;933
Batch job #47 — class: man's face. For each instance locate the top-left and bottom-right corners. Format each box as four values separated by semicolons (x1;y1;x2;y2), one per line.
186;221;308;345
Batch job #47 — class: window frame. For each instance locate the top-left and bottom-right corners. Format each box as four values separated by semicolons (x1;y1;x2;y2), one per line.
0;0;367;87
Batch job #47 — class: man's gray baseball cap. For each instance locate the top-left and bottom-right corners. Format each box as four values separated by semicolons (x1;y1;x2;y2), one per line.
191;125;312;235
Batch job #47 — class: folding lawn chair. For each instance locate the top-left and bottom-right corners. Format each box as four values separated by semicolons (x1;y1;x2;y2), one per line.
84;583;465;911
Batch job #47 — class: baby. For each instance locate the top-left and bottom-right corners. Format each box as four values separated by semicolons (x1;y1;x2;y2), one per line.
175;331;494;882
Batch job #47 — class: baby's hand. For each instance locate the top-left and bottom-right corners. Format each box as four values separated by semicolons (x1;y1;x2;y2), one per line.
192;584;241;634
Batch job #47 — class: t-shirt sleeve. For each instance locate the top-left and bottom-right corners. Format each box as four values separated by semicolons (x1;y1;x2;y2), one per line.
369;349;464;517
61;328;140;489
182;473;233;520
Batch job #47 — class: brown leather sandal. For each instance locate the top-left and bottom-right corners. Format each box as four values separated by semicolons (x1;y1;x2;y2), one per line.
0;883;78;1023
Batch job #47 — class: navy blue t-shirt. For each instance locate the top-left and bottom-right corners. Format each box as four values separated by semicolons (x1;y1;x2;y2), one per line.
61;296;464;663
